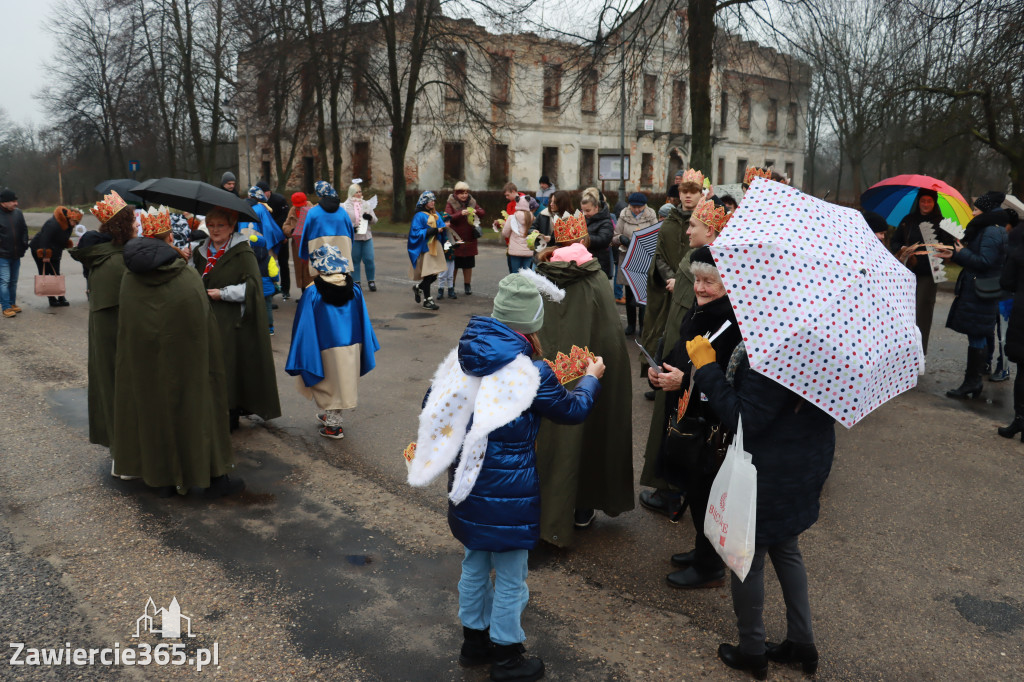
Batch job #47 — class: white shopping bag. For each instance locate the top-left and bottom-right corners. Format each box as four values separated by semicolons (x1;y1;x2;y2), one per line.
703;418;757;581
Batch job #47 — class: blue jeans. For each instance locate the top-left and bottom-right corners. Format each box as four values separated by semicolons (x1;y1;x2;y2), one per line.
458;548;530;645
508;255;533;273
0;257;20;311
351;239;375;282
612;260;624;299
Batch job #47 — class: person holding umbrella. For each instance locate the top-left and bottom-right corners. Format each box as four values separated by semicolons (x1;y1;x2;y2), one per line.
890;189;950;354
192;207;282;430
936;192;1010;399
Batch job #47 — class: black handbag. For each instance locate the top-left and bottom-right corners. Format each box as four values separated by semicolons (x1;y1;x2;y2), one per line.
975;276;1004;300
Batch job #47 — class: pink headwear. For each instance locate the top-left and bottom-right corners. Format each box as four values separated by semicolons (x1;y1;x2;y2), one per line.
515;196;532;212
550;242;593;264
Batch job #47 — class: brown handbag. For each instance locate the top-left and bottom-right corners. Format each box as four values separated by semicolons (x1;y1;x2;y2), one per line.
34;249;66;297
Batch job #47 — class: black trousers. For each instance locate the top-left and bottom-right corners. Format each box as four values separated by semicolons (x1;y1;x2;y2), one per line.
418;274;437;299
685;466;725;571
277;240;291;295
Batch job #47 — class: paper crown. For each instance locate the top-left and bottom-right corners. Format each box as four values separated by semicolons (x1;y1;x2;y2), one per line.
693;196;731;233
543;345;596;385
680;168;705;188
743;166;773;186
140;206;172;237
552;210;588;244
91;191;129;224
402;442;417;468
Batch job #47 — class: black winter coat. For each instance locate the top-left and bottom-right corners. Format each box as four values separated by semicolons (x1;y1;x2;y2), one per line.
29;217;73;262
891;208;950;277
694;353;836;545
0;207;28;259
585;208;614;278
1001;224;1024;363
946;211;1008;337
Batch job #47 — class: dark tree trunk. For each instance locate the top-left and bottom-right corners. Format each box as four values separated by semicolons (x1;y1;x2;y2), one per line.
687;0;716;175
391;133;409;221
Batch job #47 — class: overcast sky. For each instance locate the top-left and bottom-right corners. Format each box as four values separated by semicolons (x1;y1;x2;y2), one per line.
5;0;57;126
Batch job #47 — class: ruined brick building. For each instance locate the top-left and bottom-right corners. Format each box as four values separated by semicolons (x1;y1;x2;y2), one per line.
238;4;811;195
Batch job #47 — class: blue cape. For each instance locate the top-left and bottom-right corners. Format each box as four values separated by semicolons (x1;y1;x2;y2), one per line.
406;211;446;267
239;202;285;253
300;205;354;261
285;282;379;387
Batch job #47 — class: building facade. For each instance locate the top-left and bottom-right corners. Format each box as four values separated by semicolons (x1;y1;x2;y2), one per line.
239;8;810;195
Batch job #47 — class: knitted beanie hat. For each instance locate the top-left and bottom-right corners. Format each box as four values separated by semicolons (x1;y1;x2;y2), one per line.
975;191;1006;213
492;270;565;334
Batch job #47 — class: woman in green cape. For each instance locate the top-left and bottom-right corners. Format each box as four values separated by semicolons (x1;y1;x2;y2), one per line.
192;207;281;429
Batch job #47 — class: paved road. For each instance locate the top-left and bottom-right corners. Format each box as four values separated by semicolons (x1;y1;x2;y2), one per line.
1;229;1022;680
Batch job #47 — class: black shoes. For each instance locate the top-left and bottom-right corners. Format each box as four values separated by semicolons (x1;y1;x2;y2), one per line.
367;281;376;292
459;627;496;667
666;566;726;589
573;508;596;528
718;643;768;680
448;287;458;299
624;325;635;336
670;549;697;568
464;284;473;295
998;414;1024;440
413;285;422;303
644;390;655;401
490;643;544;682
639;489;681;517
766;639;819;675
204;475;245;499
423;297;439;310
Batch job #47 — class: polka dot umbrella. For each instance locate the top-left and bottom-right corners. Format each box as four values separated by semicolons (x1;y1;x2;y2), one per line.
711;178;924;428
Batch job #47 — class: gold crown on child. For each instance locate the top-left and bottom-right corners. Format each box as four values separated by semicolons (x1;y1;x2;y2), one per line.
552;210;588;244
743;166;774;186
693;197;731;233
91;191;129;224
544;345;596;385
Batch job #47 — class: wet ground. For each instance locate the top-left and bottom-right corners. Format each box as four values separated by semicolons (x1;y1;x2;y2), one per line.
1;225;1023;680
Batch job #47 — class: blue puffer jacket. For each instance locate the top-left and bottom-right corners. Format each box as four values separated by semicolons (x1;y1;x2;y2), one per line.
448;316;600;552
947;211;1009;337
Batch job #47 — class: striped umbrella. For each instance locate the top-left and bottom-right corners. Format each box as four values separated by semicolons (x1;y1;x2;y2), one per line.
621;221;661;304
861;174;973;227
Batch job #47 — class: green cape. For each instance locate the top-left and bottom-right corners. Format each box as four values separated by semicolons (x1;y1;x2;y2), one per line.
534;258;635;546
640;248;697;489
112;258;235;489
194;240;282;420
639;207;691;371
69;242;125;447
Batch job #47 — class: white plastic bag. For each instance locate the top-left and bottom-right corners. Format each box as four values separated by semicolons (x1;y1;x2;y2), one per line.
704;418;757;581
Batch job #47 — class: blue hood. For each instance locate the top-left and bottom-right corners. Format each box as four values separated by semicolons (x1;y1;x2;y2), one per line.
458;316;532;377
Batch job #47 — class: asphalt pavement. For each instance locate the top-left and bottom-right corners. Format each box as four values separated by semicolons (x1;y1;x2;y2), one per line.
0;219;1022;680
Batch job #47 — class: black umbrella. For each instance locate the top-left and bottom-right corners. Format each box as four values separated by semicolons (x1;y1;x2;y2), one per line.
130;177;259;222
94;179;145;204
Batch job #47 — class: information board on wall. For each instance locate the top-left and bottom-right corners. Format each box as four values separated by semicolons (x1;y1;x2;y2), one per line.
598;155;630;181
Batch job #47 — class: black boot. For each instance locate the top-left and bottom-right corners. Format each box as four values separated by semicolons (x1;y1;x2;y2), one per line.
998;415;1024;438
490;643;544;682
717;643;768;680
947;347;986;399
464;283;473;295
766;639;819;675
56;296;70;307
459;627;496;667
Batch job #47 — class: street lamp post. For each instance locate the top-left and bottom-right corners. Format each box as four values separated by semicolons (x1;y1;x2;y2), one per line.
619;41;626;199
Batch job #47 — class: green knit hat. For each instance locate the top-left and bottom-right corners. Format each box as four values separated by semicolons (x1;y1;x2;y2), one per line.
492;270;565;333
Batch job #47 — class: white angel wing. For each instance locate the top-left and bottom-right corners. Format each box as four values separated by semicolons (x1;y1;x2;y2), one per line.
365;195;378;211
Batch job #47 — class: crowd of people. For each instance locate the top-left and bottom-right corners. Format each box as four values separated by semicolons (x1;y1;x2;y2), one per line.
0;163;1019;682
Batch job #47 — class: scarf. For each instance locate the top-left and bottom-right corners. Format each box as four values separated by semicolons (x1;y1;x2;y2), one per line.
203;240;229;277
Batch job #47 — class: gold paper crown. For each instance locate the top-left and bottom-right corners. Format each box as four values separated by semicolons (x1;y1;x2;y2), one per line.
552;210;588;244
91;191;129;224
402;442;417;466
680;168;705;188
743;166;773;186
140;206;172;238
693;196;731;233
543;345;596;385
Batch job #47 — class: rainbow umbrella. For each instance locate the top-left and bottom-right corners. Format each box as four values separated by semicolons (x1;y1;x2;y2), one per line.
861;174;973;227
